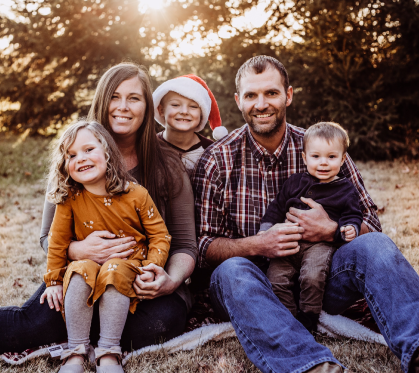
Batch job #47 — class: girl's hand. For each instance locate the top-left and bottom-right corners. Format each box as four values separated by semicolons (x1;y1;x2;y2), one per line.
40;285;64;312
133;264;178;300
140;269;155;283
68;230;137;265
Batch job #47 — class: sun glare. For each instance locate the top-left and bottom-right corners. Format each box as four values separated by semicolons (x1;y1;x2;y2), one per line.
138;0;166;12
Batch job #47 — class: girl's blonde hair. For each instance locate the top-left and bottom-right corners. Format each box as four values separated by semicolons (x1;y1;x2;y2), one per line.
47;120;135;204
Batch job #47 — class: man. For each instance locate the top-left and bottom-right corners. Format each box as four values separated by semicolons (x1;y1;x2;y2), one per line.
192;55;419;373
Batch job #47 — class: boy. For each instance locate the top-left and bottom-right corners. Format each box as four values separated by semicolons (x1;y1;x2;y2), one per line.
259;122;363;332
152;74;228;175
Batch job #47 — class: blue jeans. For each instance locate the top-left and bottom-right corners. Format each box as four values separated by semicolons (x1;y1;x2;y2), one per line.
209;233;419;373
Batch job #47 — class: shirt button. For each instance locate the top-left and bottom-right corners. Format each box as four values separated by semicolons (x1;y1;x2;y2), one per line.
308;191;313;195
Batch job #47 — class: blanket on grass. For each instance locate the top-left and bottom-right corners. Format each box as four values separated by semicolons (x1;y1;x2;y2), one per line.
1;293;385;366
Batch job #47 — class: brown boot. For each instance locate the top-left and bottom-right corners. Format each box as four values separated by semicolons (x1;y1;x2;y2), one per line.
306;362;348;373
409;347;419;373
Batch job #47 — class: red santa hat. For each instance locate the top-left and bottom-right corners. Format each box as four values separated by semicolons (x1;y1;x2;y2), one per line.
153;74;228;140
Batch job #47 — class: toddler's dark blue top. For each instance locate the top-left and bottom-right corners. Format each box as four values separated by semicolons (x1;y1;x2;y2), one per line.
260;172;363;243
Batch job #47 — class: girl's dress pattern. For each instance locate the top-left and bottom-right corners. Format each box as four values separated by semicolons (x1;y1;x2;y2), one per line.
43;182;171;318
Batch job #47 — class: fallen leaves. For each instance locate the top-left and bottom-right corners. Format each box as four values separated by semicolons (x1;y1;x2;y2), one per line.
13;278;23;287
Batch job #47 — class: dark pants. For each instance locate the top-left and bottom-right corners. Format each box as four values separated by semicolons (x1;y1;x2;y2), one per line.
267;241;336;316
0;282;187;354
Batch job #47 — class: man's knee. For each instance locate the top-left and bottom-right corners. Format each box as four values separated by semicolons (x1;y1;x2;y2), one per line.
211;257;260;281
338;232;399;263
210;257;270;293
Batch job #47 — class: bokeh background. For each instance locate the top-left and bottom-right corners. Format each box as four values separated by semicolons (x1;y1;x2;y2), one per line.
0;0;418;160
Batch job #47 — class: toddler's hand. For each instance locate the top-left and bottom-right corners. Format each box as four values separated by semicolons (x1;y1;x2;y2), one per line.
341;225;356;242
140;270;155;283
40;284;63;312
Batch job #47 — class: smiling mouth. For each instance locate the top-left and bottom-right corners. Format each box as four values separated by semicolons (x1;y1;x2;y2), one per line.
78;166;93;172
114;116;131;122
253;113;274;118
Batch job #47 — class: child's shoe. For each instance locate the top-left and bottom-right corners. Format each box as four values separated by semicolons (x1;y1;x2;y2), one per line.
297;311;320;334
59;344;88;373
95;346;124;373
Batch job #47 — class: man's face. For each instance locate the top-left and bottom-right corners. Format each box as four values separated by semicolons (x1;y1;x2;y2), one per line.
235;67;293;138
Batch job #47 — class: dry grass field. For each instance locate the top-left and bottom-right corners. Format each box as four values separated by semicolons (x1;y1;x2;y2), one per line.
0;135;418;372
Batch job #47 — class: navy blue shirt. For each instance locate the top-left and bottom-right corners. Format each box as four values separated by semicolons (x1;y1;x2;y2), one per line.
260;172;363;243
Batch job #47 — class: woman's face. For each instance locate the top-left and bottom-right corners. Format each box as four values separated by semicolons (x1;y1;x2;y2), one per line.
108;77;147;143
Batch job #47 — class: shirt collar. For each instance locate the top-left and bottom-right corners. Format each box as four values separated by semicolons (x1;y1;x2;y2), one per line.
245;123;291;163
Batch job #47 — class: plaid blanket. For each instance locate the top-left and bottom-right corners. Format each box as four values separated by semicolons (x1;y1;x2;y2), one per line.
1;291;382;366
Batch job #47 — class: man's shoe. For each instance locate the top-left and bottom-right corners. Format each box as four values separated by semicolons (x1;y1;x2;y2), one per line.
307;362;348;372
409;347;419;373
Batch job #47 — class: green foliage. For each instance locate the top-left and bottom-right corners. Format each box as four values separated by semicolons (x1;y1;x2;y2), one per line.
1;0;418;159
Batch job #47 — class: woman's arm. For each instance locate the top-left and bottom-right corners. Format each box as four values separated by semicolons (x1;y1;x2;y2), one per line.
133;253;195;299
40;190;137;264
133;169;198;299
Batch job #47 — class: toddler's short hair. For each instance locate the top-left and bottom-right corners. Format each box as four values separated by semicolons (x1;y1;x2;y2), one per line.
303;122;350;153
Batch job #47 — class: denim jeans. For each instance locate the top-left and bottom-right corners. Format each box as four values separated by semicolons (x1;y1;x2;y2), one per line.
323;232;419;373
209;232;419;373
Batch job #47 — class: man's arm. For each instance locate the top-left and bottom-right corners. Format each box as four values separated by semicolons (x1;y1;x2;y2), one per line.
205;223;303;267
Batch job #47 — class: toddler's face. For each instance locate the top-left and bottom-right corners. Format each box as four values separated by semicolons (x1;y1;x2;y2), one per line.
302;137;346;183
158;91;201;133
67;128;107;192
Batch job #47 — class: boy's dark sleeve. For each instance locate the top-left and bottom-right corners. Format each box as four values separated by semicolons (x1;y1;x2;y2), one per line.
259;178;291;232
334;187;364;243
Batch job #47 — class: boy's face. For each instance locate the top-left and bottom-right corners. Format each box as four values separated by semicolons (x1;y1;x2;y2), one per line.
302;137;346;183
158;91;201;133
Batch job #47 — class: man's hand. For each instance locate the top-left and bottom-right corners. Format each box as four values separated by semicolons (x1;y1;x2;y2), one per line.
206;223;303;266
286;197;337;242
68;231;136;265
255;223;303;258
40;284;63;311
341;225;356;242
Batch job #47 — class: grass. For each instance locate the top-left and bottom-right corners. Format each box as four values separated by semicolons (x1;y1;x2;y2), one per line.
1;135;418;372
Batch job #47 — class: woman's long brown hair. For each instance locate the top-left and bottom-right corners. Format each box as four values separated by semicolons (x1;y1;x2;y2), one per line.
87;62;182;213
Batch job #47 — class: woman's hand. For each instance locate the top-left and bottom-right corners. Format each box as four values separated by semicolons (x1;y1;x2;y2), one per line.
133;253;195;300
40;285;63;311
133;264;178;300
68;231;137;265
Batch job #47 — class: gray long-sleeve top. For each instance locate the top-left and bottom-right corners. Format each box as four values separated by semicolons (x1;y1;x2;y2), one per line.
40;165;198;311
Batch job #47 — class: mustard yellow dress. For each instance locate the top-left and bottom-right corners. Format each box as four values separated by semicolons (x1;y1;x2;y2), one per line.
43;182;171;317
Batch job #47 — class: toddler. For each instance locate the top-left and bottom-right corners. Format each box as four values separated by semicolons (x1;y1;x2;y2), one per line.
40;120;171;372
152;74;228;175
259;121;363;333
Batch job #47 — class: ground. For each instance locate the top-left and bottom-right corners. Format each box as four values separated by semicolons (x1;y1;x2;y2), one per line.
0;135;418;372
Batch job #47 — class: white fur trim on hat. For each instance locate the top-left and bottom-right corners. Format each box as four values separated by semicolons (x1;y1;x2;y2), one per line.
153;77;211;132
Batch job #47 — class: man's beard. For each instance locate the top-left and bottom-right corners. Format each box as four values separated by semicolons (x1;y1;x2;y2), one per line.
243;107;286;138
242;101;286;138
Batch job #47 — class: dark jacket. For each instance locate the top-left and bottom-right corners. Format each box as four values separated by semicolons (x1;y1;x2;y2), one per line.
259;172;363;243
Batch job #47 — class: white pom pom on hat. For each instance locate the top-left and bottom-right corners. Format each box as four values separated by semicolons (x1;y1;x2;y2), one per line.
153;74;228;140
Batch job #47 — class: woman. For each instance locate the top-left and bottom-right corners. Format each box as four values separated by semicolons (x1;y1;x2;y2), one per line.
0;62;197;355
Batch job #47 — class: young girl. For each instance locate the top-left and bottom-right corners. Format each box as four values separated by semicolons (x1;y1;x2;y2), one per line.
152;74;228;175
40;120;171;373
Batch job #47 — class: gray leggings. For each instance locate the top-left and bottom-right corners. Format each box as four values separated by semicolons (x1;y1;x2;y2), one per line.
65;273;130;350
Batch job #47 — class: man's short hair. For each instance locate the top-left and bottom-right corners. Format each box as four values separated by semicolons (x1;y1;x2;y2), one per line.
235;55;289;95
303;122;350;153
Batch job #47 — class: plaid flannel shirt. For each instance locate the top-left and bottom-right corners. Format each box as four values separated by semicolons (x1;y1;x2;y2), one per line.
192;123;381;268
